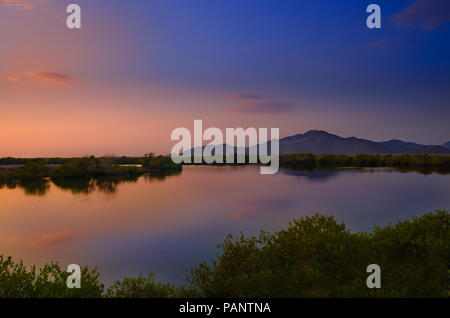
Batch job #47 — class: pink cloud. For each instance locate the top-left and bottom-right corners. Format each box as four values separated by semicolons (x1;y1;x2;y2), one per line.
8;230;73;248
0;0;35;10
7;235;24;244
26;72;72;86
229;93;262;100
28;230;73;247
7;71;73;86
232;101;293;114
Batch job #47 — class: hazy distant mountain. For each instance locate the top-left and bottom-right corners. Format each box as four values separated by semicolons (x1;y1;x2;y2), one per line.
278;130;387;154
443;141;450;150
181;130;450;156
278;130;450;154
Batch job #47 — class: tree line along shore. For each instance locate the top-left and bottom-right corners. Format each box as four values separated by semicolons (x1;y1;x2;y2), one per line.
0;154;181;184
1;153;449;183
279;153;450;169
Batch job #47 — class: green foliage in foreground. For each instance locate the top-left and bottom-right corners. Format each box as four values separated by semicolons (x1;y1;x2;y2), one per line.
0;256;103;298
185;210;449;298
1;211;448;298
106;273;178;298
280;153;450;170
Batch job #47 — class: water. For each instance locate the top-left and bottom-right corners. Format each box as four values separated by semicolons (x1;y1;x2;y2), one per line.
1;166;449;285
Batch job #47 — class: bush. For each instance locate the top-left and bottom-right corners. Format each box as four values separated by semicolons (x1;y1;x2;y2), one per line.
51;158;95;179
142;155;182;172
0;256;103;298
51;158;143;179
1;211;448;298
370;211;449;297
1;160;50;182
185;211;449;297
107;273;176;298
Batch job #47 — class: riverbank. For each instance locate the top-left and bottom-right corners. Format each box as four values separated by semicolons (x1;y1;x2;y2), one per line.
0;156;181;184
280;153;450;169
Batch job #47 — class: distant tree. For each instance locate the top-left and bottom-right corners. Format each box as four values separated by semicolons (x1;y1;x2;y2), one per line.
97;155;116;168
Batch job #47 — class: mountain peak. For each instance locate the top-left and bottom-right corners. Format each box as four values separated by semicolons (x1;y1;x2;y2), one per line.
278;131;450;155
304;130;330;136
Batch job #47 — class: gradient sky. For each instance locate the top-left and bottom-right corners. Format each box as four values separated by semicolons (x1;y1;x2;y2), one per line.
1;0;449;156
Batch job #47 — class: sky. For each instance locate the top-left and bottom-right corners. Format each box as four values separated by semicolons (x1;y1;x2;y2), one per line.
1;0;449;157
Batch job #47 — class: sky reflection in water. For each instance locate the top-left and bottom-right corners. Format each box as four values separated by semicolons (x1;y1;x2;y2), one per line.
1;166;449;285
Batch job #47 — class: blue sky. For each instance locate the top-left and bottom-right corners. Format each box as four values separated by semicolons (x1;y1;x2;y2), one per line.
1;0;449;156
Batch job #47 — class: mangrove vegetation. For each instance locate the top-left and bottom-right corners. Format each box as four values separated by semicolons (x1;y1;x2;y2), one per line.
0;155;182;186
1;210;448;298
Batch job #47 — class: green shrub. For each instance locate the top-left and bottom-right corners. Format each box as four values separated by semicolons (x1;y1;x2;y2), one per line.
107;273;176;298
51;158;143;179
142;155;182;172
0;256;103;298
51;158;95;179
2;160;51;182
1;211;448;298
185;211;449;297
370;210;449;297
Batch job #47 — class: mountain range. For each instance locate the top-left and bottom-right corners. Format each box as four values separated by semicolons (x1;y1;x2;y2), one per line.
276;130;450;155
183;130;450;155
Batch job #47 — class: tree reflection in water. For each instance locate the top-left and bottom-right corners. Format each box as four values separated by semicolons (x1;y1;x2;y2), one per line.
143;170;182;183
2;179;51;196
0;171;182;196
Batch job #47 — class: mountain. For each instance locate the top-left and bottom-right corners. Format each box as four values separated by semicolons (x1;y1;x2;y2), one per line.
180;130;450;156
278;130;387;154
277;130;450;154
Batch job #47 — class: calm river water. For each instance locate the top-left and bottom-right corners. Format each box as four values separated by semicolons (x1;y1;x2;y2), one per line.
1;166;449;285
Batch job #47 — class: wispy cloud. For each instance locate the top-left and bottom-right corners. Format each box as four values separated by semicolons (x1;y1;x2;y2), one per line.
7;76;21;81
393;0;450;30
7;71;73;86
232;101;293;114
26;72;72;86
29;230;73;247
229;93;293;114
229;93;262;100
7;235;24;244
0;0;36;10
8;230;73;248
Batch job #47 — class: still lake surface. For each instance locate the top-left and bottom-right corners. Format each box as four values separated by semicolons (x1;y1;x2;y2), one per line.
1;165;449;285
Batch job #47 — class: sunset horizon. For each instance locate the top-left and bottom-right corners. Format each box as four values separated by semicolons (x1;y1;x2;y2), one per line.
1;0;449;306
2;0;449;157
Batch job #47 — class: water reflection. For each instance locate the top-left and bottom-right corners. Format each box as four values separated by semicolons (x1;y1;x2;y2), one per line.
144;170;182;182
2;167;448;197
280;166;450;182
1;165;449;286
0;179;51;196
53;176;144;194
280;168;339;182
0;171;183;196
93;176;139;194
51;178;94;194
